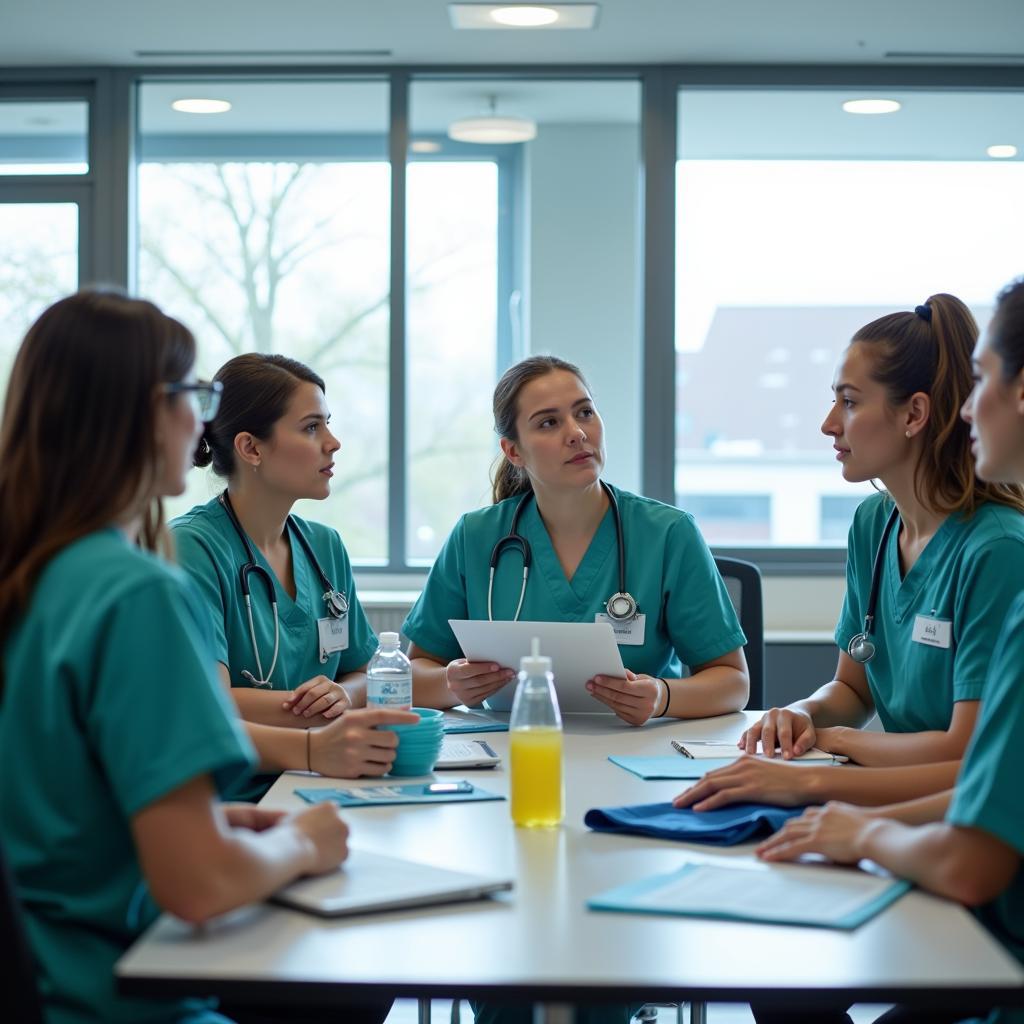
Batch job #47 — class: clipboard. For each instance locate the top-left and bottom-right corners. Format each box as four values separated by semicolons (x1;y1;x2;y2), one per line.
448;619;626;713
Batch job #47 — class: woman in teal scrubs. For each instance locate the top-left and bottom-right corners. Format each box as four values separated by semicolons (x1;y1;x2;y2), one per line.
756;279;1024;1024
405;354;750;723
0;292;350;1024
677;295;1024;816
174;354;416;800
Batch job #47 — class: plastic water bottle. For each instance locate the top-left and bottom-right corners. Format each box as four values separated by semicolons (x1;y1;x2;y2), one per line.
366;632;413;708
509;638;563;828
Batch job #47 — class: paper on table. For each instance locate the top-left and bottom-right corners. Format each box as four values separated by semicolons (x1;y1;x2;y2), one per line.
448;619;625;713
588;861;911;930
434;738;501;769
674;740;839;761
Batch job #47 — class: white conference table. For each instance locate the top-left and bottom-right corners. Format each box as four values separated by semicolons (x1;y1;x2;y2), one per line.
117;711;1024;1020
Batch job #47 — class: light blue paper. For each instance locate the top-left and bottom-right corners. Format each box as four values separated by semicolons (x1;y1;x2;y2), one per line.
588;861;912;930
607;755;738;779
296;783;505;808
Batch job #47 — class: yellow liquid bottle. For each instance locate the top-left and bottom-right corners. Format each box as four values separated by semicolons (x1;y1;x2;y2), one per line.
510;727;564;828
509;640;564;828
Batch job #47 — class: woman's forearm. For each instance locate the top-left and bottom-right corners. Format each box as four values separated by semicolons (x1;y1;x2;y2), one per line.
244;721;308;773
338;670;367;708
410;657;461;709
870;789;954;825
232;686;333;728
804;759;961;806
791;679;874;729
822;726;969;767
666;665;748;719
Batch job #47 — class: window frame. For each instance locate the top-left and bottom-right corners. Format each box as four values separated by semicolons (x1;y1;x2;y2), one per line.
2;64;1023;575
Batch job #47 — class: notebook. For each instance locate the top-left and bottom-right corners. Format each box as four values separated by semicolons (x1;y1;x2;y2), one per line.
671;740;841;761
273;848;513;918
442;709;510;734
587;860;911;930
435;738;501;769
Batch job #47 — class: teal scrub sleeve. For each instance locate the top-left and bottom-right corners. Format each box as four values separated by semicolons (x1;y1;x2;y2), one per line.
663;514;746;668
330;534;379;673
172;527;231;666
950;537;1024;702
402;516;470;662
86;576;255;817
948;596;1024;850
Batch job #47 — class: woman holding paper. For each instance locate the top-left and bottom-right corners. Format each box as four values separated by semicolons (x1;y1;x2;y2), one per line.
405;354;750;724
173;353;416;802
756;278;1024;1024
676;293;1024;814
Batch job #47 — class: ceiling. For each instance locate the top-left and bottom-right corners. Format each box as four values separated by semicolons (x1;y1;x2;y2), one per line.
1;0;1024;68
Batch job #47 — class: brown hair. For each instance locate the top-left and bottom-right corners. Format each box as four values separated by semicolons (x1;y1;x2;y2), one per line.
0;289;196;686
990;277;1024;382
491;355;592;504
853;292;1024;516
195;354;325;477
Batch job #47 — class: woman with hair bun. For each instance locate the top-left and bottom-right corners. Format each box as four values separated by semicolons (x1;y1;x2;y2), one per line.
405;354;750;724
174;354;415;802
676;293;1024;820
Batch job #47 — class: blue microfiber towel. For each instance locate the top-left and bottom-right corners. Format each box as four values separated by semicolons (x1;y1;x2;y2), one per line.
584;801;809;846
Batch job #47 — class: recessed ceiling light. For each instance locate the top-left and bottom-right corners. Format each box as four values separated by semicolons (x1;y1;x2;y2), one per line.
842;98;901;115
491;5;559;26
410;140;443;154
987;144;1018;159
171;98;232;114
448;3;598;29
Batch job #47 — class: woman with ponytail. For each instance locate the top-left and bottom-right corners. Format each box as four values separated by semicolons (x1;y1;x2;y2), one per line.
676;294;1024;825
404;354;750;723
0;292;351;1024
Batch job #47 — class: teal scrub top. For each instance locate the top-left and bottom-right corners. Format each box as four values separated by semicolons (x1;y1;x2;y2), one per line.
835;493;1024;734
403;484;746;685
947;593;1024;1024
0;529;254;1024
172;498;378;800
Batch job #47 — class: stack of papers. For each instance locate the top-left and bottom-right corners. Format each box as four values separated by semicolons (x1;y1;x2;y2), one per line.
435;738;501;769
672;740;840;761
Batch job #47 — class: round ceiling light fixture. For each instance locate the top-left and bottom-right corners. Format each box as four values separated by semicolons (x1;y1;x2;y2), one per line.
489;6;560;27
448;96;536;144
171;98;232;114
841;98;901;115
987;144;1018;159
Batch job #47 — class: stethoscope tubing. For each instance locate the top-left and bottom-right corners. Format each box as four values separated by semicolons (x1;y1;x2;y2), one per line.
847;504;900;664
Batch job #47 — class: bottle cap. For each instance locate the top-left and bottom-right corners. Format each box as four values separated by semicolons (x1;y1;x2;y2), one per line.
379;631;400;648
519;636;551;675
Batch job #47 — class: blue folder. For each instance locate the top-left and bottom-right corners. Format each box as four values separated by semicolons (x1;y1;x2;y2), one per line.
584;800;808;845
297;784;504;808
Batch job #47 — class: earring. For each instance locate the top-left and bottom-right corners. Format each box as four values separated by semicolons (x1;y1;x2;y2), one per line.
905;431;912;438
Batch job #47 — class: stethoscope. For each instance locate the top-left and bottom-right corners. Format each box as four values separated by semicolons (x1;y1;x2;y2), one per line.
847;506;900;664
219;491;349;686
487;480;638;624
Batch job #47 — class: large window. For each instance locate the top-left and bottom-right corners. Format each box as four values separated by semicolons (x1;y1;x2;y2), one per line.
675;88;1024;548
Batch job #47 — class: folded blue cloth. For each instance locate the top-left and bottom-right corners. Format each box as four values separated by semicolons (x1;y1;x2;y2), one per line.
584;800;809;846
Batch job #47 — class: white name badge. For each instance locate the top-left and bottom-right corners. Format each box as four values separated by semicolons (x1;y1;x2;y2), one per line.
912;614;951;650
595;612;646;646
317;616;349;663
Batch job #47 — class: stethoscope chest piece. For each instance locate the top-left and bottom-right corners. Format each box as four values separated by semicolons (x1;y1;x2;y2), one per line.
323;589;349;619
605;591;638;622
847;632;876;664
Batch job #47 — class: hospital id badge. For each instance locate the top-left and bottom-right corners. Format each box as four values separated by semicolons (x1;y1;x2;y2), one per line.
911;614;951;650
317;616;349;663
595;612;646;646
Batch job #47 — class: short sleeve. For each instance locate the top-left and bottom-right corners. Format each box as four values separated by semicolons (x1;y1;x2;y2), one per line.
951;537;1024;702
834;516;864;652
663;514;746;667
173;527;230;666
947;595;1024;855
402;517;470;662
331;534;378;673
86;575;255;817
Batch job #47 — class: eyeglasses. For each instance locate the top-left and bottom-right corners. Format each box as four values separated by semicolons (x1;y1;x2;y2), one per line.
163;379;223;421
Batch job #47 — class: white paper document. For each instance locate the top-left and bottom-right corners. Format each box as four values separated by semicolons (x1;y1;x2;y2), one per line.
434;738;501;769
448;619;626;713
674;740;839;761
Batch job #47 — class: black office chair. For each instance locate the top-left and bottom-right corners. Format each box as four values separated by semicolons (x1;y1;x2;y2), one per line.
0;843;46;1024
713;555;765;710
